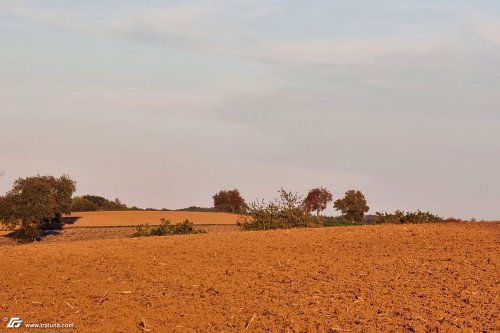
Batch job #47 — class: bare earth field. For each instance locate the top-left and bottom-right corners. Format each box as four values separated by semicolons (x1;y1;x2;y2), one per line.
0;223;498;332
64;211;240;227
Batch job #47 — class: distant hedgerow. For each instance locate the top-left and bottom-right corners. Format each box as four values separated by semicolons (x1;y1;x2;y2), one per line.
71;195;128;212
130;219;206;237
372;210;443;224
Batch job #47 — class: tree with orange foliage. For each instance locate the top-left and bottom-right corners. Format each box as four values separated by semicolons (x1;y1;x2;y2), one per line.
334;190;369;224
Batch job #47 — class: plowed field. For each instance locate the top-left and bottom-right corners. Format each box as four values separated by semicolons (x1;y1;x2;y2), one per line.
0;223;498;332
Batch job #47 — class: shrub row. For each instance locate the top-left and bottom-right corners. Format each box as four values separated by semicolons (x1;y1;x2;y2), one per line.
371;210;443;224
130;219;206;237
71;195;128;212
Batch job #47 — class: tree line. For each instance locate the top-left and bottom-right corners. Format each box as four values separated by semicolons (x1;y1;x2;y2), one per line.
0;174;460;242
71;195;128;212
212;187;370;225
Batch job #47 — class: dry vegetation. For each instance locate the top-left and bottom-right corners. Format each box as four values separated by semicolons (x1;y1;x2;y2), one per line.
0;222;498;332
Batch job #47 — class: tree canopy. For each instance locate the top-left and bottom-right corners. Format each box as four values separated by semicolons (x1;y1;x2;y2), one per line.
333;190;369;224
212;189;247;214
303;187;333;219
71;195;127;211
0;175;76;240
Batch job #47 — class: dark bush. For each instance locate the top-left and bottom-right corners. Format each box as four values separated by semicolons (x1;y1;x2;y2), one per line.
13;225;41;243
177;206;217;212
71;197;99;212
372;210;443;224
71;195;128;211
321;215;351;226
213;189;248;213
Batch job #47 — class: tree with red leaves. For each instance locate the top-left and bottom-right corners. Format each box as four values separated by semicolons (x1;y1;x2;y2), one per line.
213;189;247;214
303;187;333;220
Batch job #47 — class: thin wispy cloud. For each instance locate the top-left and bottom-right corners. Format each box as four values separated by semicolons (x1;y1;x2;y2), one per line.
473;19;500;44
0;0;97;34
0;0;477;66
231;39;437;65
109;3;219;41
64;90;219;114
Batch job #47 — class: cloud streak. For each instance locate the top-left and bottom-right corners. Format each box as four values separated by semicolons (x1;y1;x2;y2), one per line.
64;90;219;114
0;1;473;66
0;0;98;34
473;19;500;44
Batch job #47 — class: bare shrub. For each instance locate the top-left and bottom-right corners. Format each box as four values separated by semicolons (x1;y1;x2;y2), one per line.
238;189;320;230
130;219;206;237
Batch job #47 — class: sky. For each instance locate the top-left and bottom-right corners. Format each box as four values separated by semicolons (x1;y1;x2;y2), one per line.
0;0;499;219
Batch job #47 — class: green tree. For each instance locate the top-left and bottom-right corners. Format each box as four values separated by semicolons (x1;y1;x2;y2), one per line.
213;189;247;213
71;196;98;211
0;175;76;241
71;195;128;211
333;190;369;224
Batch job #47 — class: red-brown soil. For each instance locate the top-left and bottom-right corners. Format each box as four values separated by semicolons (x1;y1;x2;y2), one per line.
0;223;498;332
66;211;239;227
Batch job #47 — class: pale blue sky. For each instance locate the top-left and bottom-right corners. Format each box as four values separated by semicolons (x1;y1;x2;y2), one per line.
1;0;499;219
